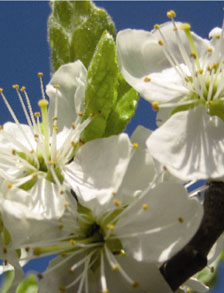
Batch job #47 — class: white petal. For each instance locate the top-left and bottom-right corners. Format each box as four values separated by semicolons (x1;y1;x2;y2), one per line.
46;60;87;129
184;277;209;292
64;134;133;204
115;182;203;264
147;106;224;180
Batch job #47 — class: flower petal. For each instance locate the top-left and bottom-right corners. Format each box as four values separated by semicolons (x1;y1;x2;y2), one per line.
147;106;224;180
46;60;87;129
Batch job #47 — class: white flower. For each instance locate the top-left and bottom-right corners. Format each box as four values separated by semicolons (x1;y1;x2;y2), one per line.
8;182;202;293
116;11;224;180
0;126;203;292
0;61;90;218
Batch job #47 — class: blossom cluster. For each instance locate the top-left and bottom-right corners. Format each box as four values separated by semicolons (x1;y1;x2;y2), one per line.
0;9;223;293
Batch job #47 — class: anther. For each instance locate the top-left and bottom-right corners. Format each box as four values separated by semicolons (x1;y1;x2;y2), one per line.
52;125;58;131
20;86;26;92
78;112;83;117
37;72;44;77
207;48;213;53
3;247;7;254
4;260;8;266
113;199;122;207
132;281;139;288
60;190;65;195
25;247;30;252
142;203;148;210
102;290;110;293
132;143;139;149
178;217;184;223
158;40;164;46
107;224;115;231
7;183;12;189
167;10;176;18
53;84;60;89
216;35;221;39
152;101;159;111
64;201;70;207
190;52;197;59
0;125;3;130
144;76;151;82
154;24;160;29
69;239;76;245
89;112;95;117
112;191;116;196
48;160;56;166
52;116;58;121
58;224;64;230
112;264;120;271
34;112;41;117
12;84;19;89
12;149;16;155
59;285;66;292
37;273;43;279
210;266;215;273
72;122;76;129
0;88;3;93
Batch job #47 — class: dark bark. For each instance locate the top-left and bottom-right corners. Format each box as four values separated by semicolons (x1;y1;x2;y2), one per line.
160;181;224;291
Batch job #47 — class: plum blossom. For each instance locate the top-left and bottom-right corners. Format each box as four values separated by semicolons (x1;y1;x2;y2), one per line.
0;61;90;219
116;11;224;180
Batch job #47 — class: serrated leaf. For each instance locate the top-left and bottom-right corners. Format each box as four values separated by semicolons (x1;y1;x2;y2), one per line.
16;274;38;293
0;270;15;293
48;0;116;72
81;31;119;142
104;75;139;136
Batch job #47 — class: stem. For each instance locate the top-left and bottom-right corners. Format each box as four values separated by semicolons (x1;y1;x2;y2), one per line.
160;181;224;291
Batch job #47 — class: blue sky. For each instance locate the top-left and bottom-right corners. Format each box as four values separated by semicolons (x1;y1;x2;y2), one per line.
0;1;223;292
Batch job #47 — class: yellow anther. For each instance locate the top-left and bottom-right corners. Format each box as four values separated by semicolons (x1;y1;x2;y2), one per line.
212;63;217;70
89;112;95;117
12;149;16;155
113;199;122;207
0;88;3;93
112;264;120;271
207;48;213;53
144;76;151;82
37;72;44;77
69;239;76;245
25;247;30;252
32;173;38;179
199;69;204;74
190;52;197;59
78;111;83;117
185;76;191;82
7;183;13;189
59;285;66;292
167;10;176;18
173;27;178;31
64;201;70;207
38;99;48;107
154;24;160;29
48;160;56;166
210;266;215;273
71;141;76;147
33;247;41;256
180;23;191;31
20;86;26;92
72;122;76;129
60;190;65;195
207;66;212;72
142;203;148;210
132;281;139;288
34;112;40;117
79;139;85;146
178;217;184;223
4;260;8;266
102;290;110;293
58;224;64;230
132;142;139;149
0;125;3;130
216;35;221;39
152;101;159;111
186;289;191;293
53;125;58;131
12;84;19;89
158;40;164;46
112;191;116;196
53;84;60;89
52;116;58;121
107;224;115;231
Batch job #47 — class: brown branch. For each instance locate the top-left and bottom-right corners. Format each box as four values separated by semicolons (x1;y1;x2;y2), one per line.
160;181;224;291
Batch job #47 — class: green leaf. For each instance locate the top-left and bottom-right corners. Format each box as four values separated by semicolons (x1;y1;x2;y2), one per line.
81;31;119;142
48;0;116;72
104;74;139;136
209;100;224;122
0;270;15;293
16;274;38;293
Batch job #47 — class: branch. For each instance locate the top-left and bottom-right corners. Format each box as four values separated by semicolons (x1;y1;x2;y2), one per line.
160;181;224;291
